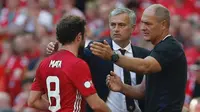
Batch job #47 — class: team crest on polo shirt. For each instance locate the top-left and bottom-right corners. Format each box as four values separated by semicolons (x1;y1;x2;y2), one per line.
84;81;93;88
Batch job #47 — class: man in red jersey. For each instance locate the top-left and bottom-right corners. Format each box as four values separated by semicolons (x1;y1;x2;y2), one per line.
28;15;111;112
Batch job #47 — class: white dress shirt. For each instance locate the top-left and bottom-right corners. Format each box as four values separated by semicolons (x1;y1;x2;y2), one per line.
106;41;141;112
84;39;92;47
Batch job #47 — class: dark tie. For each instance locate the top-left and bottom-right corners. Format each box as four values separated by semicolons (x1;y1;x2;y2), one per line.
119;49;135;112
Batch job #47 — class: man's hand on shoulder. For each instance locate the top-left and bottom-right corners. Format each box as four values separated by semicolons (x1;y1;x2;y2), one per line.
90;40;114;61
46;41;59;55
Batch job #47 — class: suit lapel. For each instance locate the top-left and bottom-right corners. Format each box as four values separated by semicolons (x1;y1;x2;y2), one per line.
106;38;114;71
131;45;138;57
105;38;114;100
131;45;142;85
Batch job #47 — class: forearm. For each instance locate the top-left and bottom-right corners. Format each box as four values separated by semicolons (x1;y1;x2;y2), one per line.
115;55;149;74
93;100;111;112
86;94;111;112
31;97;49;111
121;83;145;100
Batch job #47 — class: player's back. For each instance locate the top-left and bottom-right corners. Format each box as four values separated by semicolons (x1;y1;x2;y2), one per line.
38;50;93;112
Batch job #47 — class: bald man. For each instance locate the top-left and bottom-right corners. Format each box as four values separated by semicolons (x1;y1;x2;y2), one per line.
90;4;187;112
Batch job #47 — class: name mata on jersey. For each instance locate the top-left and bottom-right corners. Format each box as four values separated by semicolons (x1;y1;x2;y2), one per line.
34;60;93;89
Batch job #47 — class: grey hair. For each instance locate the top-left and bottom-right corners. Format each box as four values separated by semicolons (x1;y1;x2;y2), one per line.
149;4;170;28
109;7;136;26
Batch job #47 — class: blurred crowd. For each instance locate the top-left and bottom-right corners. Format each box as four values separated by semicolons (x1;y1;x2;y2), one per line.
0;0;199;112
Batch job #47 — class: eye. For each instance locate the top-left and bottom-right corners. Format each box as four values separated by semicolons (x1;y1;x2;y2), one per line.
119;23;126;27
145;22;150;25
141;21;151;26
110;23;116;27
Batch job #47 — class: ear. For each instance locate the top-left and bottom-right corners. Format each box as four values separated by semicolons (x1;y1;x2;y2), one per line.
161;20;167;29
75;32;82;42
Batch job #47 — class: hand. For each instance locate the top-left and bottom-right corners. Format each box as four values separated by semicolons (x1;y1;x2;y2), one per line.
46;41;59;55
106;71;123;92
90;40;113;60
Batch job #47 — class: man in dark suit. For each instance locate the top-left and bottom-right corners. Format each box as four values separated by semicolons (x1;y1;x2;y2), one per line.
91;4;187;112
47;7;149;112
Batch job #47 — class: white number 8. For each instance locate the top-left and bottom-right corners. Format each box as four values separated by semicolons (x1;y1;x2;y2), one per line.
46;76;61;112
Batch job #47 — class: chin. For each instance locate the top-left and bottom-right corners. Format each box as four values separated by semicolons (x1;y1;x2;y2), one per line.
143;36;151;41
113;37;122;42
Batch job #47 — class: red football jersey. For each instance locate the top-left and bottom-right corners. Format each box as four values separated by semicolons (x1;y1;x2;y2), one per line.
31;50;96;112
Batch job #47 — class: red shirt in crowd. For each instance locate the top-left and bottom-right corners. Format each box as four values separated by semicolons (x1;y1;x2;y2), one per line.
185;47;200;65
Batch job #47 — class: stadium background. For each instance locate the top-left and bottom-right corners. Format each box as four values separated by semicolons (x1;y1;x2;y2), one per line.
0;0;199;111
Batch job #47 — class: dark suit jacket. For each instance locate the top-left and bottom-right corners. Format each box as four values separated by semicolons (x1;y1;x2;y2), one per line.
83;38;150;112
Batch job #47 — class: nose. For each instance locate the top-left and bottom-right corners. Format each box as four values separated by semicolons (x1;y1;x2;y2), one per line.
113;25;120;33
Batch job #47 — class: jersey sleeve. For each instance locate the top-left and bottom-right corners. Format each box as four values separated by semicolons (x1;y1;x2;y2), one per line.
68;60;96;97
150;39;184;70
31;63;44;92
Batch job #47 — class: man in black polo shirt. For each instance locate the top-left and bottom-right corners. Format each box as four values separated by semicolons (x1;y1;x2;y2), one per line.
90;4;187;112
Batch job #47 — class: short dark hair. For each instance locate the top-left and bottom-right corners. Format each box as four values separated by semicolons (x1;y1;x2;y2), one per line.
56;15;86;45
